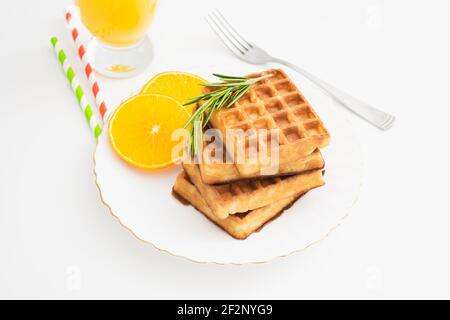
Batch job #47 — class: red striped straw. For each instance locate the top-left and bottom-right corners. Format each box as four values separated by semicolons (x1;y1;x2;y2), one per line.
65;7;109;123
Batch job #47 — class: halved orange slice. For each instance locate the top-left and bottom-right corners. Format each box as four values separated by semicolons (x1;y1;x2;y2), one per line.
108;94;190;170
141;72;206;112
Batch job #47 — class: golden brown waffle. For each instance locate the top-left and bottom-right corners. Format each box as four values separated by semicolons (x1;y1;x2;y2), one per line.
183;163;325;220
208;69;330;176
174;172;302;240
200;147;325;185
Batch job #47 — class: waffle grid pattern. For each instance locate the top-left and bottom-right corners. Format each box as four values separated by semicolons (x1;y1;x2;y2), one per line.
214;176;287;201
183;163;325;219
209;69;330;175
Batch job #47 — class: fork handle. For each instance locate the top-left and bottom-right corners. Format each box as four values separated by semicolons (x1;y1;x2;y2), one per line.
273;58;395;131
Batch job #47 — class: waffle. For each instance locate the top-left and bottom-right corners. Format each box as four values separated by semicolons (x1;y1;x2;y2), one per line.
174;172;303;240
183;163;325;220
207;69;330;176
200;145;325;184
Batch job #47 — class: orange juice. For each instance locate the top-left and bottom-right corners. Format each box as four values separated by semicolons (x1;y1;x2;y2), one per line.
76;0;157;47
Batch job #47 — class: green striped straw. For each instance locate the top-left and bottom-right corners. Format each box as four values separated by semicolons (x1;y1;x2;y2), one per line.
51;36;102;138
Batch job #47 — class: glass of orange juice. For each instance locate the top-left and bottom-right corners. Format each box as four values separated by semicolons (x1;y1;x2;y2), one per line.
76;0;158;78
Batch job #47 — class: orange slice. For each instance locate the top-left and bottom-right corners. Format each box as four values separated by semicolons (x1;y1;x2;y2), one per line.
141;72;206;112
108;94;190;170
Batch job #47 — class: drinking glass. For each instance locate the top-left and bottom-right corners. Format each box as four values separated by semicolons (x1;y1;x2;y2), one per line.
76;0;158;78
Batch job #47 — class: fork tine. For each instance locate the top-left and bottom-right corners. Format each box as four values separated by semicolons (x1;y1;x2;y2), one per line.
206;14;245;57
215;9;254;49
211;11;249;52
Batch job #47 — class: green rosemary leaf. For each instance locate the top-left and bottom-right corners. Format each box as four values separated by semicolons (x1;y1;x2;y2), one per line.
184;99;212;129
213;74;248;80
203;108;215;129
226;84;251;108
192;120;202;155
183;92;215;106
184;73;272;155
216;88;233;111
203;89;231;127
202;82;245;88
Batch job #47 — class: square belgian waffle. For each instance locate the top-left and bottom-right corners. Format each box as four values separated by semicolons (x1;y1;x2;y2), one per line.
173;172;303;240
183;163;325;220
208;69;330;176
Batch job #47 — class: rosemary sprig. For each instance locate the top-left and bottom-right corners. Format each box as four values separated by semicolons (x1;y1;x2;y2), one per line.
183;73;272;155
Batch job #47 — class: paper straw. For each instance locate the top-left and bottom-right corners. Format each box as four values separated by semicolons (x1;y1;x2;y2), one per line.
51;36;102;138
65;8;109;122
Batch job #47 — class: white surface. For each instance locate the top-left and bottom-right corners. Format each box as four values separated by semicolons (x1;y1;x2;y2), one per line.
94;65;363;264
0;0;449;299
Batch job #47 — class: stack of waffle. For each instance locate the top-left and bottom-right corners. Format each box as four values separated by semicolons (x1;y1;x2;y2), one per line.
173;69;330;240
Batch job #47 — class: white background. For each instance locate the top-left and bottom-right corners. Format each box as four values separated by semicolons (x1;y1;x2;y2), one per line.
1;0;449;299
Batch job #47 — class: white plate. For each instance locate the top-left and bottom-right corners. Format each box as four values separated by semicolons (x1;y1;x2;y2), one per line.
94;65;363;265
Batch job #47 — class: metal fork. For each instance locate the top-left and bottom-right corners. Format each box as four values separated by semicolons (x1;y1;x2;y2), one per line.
206;10;396;131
